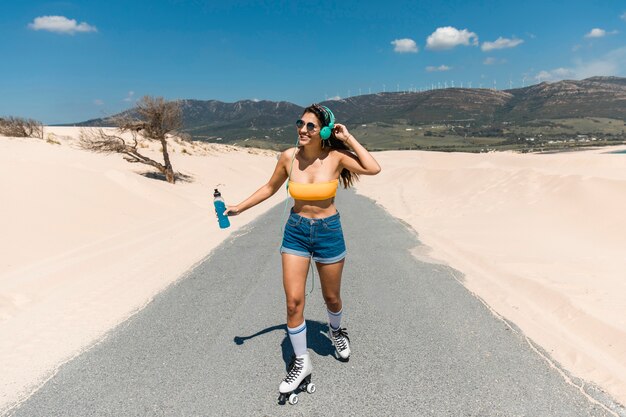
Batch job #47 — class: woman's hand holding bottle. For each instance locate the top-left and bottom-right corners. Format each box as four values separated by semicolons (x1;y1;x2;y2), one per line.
224;206;240;216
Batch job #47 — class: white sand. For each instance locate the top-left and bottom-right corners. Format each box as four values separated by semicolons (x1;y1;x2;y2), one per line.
0;127;284;412
2;128;626;410
353;147;626;406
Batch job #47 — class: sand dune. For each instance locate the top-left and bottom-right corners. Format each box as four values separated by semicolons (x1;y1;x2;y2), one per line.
354;147;626;406
2;127;625;410
0;127;283;411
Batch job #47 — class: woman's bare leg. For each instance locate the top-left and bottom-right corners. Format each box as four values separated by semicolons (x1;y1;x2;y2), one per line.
281;253;311;328
316;259;345;313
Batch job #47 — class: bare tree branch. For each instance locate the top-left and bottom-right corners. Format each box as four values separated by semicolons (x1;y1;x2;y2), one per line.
0;116;44;139
78;96;182;184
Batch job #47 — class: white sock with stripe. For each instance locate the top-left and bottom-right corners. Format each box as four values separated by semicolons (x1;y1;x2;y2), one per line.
287;320;307;356
327;307;343;330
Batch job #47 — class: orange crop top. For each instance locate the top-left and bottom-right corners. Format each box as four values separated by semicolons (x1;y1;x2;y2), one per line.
288;179;338;201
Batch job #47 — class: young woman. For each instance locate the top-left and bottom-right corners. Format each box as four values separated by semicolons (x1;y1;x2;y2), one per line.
224;104;381;402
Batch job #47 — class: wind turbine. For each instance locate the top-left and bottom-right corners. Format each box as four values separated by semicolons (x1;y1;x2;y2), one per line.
468;81;472;88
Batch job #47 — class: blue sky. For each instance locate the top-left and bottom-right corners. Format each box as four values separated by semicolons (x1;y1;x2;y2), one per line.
1;0;625;124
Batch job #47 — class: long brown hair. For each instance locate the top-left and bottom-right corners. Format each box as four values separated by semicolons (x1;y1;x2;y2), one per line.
303;104;359;189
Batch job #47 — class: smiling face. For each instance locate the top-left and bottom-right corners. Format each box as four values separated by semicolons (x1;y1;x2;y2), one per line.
296;111;323;147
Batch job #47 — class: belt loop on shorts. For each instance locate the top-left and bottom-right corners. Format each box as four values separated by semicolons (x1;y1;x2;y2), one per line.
321;211;339;226
289;210;303;226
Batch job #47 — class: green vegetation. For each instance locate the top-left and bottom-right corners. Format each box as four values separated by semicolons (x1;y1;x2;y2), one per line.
505;118;626;136
330;118;626;153
189;119;626;153
185;117;626;153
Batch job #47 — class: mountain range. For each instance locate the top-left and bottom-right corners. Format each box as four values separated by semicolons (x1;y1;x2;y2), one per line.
74;76;626;150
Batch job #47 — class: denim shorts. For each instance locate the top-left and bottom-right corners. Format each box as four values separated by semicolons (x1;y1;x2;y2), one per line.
280;210;347;264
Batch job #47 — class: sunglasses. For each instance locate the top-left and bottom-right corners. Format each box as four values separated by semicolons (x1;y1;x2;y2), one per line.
296;119;317;132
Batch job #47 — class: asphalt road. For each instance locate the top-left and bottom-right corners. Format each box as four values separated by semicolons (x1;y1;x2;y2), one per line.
7;190;623;416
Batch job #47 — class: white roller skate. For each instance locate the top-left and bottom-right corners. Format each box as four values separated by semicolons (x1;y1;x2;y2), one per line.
329;326;351;361
277;353;315;405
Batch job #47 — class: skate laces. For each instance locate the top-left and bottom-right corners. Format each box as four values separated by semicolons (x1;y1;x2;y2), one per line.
283;357;304;384
331;328;349;351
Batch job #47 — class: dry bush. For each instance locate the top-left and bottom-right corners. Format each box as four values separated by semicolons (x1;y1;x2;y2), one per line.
177;132;193;142
79;96;182;184
0;116;44;139
46;133;61;145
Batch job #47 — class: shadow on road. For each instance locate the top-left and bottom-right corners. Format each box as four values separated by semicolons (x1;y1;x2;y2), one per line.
233;320;338;368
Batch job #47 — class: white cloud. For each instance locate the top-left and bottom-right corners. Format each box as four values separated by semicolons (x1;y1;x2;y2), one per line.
123;91;135;102
534;68;574;82
552;68;572;77
93;99;104;106
620;12;626;21
585;28;606;38
584;28;618;39
28;15;97;34
571;47;625;78
481;37;524;51
534;47;626;81
425;65;451;72
426;27;478;50
391;38;418;53
483;57;506;65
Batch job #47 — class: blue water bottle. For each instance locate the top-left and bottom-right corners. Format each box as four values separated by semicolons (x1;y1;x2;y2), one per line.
213;188;231;229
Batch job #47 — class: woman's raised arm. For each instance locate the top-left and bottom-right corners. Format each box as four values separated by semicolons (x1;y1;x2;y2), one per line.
333;123;381;175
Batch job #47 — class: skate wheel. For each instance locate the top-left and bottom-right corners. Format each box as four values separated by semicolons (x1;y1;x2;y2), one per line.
306;383;316;394
288;393;298;405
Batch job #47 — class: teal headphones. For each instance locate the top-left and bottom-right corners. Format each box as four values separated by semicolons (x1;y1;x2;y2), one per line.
319;105;335;140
